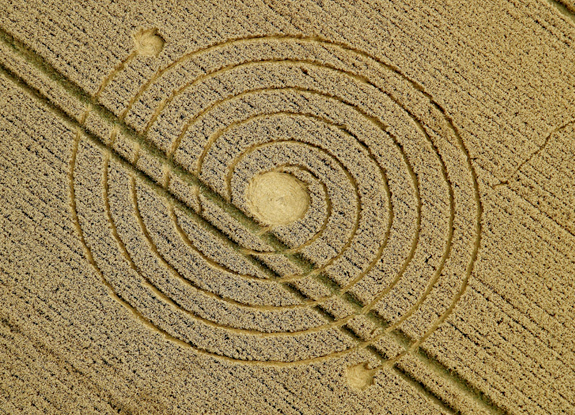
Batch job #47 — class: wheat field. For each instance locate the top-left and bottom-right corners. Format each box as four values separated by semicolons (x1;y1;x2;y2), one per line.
1;1;575;414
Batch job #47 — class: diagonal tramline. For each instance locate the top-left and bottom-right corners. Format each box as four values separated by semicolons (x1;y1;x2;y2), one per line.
0;25;390;344
0;26;506;415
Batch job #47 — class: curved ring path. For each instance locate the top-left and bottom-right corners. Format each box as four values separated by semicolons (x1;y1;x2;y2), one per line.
0;27;508;415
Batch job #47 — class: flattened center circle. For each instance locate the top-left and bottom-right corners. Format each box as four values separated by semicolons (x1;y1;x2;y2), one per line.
246;172;310;226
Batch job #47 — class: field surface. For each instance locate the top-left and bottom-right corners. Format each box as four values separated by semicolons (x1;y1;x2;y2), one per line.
1;1;575;414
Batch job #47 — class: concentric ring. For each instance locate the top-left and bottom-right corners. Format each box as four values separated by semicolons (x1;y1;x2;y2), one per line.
70;35;482;365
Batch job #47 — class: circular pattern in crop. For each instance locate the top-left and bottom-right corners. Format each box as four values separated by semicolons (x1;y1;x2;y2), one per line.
246;171;310;226
70;35;482;366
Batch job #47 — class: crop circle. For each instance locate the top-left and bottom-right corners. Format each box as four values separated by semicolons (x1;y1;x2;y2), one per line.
246;171;310;226
70;35;482;365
